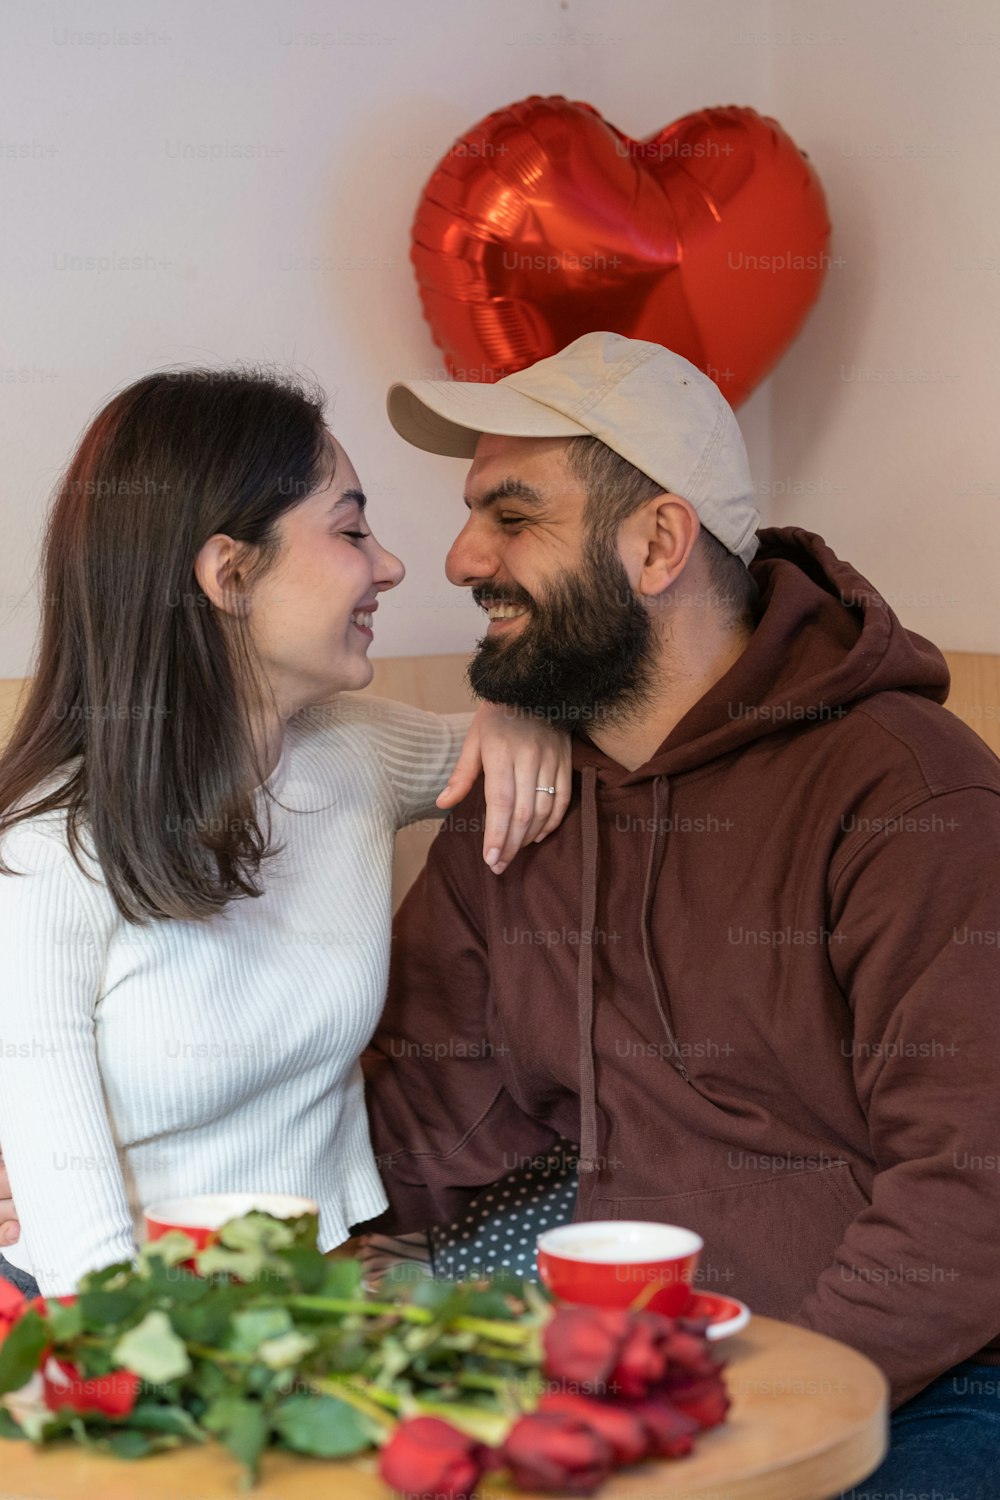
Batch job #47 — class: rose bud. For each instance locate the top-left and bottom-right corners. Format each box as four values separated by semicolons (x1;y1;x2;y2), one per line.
502;1410;615;1496
623;1395;702;1458
609;1313;675;1398
42;1357;140;1419
542;1306;633;1388
378;1415;493;1500
663;1327;722;1381
665;1371;731;1430
0;1280;27;1346
538;1392;650;1466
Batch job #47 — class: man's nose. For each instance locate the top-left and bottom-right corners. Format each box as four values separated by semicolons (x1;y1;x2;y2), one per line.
445;522;498;587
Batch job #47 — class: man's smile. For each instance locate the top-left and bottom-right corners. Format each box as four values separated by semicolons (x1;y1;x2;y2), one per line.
484;605;529;636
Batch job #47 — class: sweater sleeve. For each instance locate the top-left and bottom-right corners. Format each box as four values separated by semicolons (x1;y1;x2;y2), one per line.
335;694;473;829
359;789;559;1234
787;785;1000;1409
0;825;137;1294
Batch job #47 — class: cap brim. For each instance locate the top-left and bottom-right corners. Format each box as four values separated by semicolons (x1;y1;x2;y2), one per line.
386;378;590;458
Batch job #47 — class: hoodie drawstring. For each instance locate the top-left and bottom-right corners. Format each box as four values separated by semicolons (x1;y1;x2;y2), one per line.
576;769;690;1177
576;765;600;1173
641;776;690;1082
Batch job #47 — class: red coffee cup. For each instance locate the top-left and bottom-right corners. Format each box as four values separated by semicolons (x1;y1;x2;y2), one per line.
536;1220;703;1316
144;1192;319;1255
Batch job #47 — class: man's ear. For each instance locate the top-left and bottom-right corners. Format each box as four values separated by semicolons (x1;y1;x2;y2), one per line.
632;493;701;600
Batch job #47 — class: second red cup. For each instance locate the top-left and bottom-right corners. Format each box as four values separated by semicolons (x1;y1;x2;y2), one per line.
537;1220;703;1316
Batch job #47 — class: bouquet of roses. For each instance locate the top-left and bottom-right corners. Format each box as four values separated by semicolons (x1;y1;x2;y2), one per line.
0;1210;729;1496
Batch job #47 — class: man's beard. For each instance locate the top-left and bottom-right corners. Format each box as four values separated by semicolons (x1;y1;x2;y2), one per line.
467;538;658;729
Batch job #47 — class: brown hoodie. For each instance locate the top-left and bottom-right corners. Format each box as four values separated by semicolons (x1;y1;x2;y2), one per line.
361;525;1000;1409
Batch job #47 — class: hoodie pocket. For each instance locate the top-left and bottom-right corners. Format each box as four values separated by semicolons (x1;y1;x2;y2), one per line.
596;1161;869;1319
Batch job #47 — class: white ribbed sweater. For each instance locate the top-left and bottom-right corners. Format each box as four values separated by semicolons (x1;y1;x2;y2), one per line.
0;694;470;1295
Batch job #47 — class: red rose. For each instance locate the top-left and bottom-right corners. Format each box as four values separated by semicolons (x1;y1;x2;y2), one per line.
543;1307;681;1398
378;1416;493;1500
0;1280;27;1347
42;1358;140;1419
542;1306;632;1388
622;1395;702;1458
609;1313;675;1397
662;1326;721;1381
501;1410;615;1496
664;1371;731;1430
538;1392;650;1466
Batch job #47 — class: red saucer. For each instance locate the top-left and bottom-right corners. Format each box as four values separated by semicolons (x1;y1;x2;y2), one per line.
680;1291;751;1340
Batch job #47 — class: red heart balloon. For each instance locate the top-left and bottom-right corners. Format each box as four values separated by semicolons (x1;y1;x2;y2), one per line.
411;96;831;405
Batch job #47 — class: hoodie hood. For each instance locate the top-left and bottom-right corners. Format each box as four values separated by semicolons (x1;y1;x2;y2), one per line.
572;525;950;786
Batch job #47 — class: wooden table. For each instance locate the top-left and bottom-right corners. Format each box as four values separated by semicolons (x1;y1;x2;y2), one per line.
0;1314;888;1500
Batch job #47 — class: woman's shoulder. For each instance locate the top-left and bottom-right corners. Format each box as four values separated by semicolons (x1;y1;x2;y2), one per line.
0;762;99;875
292;692;448;748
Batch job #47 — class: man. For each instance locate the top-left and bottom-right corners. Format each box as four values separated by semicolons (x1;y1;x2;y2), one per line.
360;332;1000;1495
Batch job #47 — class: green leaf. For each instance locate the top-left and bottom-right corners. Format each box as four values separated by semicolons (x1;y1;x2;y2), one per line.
105;1429;164;1459
13;1408;66;1444
138;1231;199;1271
77;1261;134;1292
126;1402;207;1441
153;1272;211;1305
218;1213;298;1254
409;1280;463;1315
78;1288;145;1328
228;1307;293;1355
47;1300;84;1342
326;1337;369;1375
318;1259;364;1299
0;1311;49;1394
202;1395;269;1478
67;1417;180;1459
275;1246;329;1292
216;1211;318;1254
460;1286;519;1320
271;1393;373;1458
112;1310;191;1384
169;1283;244;1344
195;1247;270;1282
0;1406;24;1439
257;1331;318;1371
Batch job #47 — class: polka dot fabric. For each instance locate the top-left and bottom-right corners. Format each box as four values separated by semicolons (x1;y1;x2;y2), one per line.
429;1138;579;1280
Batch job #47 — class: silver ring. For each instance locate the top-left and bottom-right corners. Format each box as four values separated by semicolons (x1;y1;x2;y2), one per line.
535;785;556;795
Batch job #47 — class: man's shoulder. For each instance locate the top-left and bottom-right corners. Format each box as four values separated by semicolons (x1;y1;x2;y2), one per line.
846;689;1000;797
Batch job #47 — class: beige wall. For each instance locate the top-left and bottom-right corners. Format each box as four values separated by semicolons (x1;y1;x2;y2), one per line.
765;0;1000;652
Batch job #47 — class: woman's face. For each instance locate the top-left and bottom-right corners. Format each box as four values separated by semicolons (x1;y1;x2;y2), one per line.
247;431;404;711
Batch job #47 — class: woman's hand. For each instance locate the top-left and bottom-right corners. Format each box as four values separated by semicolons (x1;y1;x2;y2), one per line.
437;706;572;873
0;1152;19;1248
355;1231;432;1291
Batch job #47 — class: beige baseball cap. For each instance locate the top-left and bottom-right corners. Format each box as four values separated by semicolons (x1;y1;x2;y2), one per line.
387;331;760;565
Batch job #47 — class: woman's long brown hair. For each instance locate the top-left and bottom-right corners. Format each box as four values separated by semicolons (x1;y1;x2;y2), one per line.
0;365;330;925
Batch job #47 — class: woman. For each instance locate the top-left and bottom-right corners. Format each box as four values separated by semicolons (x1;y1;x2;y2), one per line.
0;365;571;1298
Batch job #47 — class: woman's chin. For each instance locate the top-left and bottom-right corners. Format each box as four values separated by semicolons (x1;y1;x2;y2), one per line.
336;653;376;692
